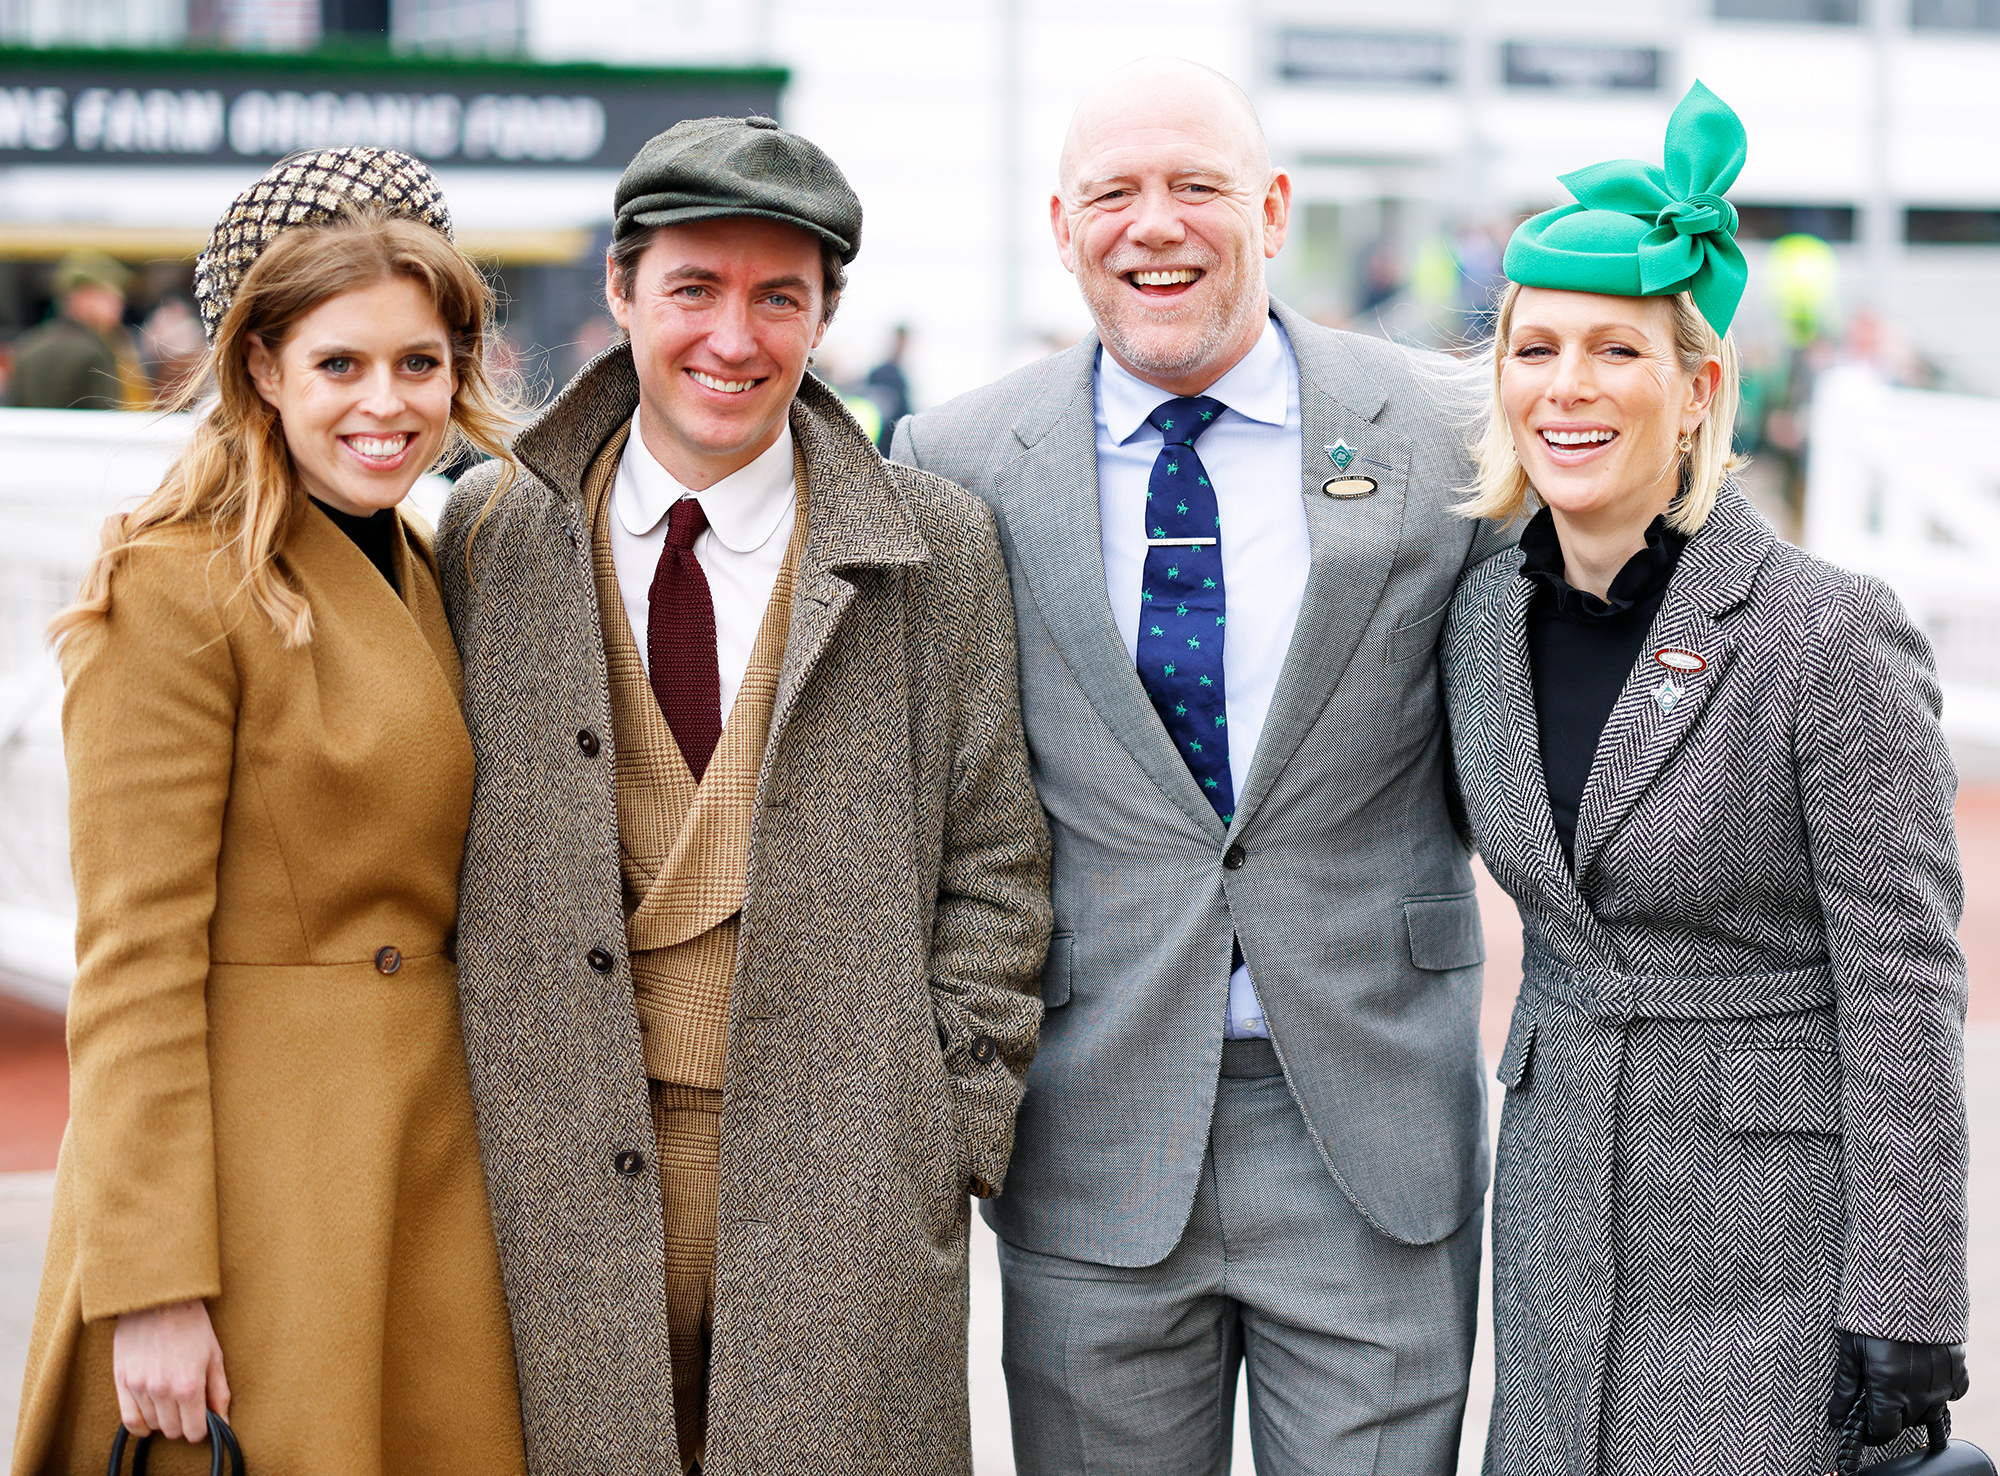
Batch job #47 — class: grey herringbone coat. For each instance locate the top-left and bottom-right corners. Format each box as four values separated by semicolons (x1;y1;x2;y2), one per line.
1441;484;1969;1476
437;347;1052;1476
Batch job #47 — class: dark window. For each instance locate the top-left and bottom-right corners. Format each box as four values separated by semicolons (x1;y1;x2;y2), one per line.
1912;0;2000;27
1736;204;1857;241
1503;43;1661;91
1715;0;1859;20
1906;209;2000;244
1277;29;1454;87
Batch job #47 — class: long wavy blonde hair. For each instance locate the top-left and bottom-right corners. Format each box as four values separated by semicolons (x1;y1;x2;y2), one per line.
1457;282;1741;533
50;211;515;649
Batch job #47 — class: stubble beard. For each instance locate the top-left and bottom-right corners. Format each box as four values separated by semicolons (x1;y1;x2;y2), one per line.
1079;253;1265;386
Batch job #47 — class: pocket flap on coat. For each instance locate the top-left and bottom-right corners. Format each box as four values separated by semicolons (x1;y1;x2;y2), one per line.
1717;1046;1842;1134
1403;892;1485;972
1040;931;1074;1009
1498;1010;1536;1091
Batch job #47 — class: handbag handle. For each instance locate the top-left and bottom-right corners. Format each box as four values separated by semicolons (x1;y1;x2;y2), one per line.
107;1410;245;1476
1836;1396;1951;1476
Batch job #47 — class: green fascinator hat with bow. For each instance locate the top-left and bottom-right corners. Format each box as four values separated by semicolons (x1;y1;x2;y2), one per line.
1504;80;1748;336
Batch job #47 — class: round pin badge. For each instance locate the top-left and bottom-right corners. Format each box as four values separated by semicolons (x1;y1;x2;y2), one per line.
1653;647;1706;674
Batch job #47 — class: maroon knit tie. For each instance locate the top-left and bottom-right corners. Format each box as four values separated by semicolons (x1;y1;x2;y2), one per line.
647;497;722;781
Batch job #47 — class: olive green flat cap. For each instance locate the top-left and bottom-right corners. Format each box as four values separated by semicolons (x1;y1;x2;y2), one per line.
614;114;862;264
55;249;132;297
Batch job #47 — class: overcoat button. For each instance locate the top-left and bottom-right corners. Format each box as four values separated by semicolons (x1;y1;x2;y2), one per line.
577;728;601;757
1222;844;1246;870
969;1034;997;1064
614;1149;645;1177
586;948;615;974
374;946;402;975
970;1177;995;1199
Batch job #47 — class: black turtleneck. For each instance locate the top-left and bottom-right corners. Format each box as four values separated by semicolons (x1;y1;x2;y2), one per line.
1518;507;1686;867
312;497;399;596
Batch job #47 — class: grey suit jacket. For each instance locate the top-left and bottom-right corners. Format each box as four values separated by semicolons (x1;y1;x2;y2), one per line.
891;301;1512;1261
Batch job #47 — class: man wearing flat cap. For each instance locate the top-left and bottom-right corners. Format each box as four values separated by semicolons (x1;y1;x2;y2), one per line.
440;115;1051;1476
10;249;147;409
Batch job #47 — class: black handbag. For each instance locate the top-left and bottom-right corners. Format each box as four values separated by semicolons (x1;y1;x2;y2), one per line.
107;1410;245;1476
1837;1401;1995;1476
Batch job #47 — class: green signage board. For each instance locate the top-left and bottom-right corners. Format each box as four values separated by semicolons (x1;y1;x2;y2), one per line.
0;48;785;169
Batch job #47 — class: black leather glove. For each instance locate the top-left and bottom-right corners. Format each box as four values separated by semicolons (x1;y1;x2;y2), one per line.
1828;1330;1969;1445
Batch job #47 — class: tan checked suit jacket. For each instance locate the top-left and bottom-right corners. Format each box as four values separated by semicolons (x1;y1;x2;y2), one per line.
584;421;803;1090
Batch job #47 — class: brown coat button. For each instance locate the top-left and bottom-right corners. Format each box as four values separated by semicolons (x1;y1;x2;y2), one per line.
613;1149;645;1177
577;728;600;757
586;948;615;974
969;1177;995;1200
1222;844;1246;870
969;1034;997;1064
374;946;401;975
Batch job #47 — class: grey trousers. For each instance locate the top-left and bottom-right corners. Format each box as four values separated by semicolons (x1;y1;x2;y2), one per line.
997;1039;1483;1476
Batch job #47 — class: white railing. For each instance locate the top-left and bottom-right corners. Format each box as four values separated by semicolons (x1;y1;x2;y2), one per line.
0;407;448;1010
0;408;192;1009
1804;366;2000;749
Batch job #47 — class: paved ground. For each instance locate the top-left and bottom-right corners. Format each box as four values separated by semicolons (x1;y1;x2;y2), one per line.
6;783;2000;1469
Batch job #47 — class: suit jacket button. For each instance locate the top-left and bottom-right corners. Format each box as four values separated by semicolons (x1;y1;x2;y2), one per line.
969;1177;995;1199
586;947;615;974
614;1149;645;1177
969;1034;997;1064
577;728;601;757
1222;844;1246;870
374;946;402;975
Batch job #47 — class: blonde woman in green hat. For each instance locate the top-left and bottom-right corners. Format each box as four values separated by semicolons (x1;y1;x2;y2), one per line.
1442;82;1971;1474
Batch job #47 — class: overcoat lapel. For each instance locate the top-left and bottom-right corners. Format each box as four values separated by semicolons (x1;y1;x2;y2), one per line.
766;378;929;756
1230;303;1405;835
1570;485;1774;882
392;512;466;704
1486;568;1586;906
991;336;1224;842
294;498;464;724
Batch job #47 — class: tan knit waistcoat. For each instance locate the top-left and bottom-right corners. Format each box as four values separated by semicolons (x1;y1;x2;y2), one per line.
585;422;804;1089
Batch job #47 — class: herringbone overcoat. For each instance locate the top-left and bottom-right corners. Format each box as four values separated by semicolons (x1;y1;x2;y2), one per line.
437;346;1052;1476
1441;484;1969;1476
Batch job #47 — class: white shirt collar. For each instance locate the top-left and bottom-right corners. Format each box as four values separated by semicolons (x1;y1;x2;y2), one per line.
613;413;796;554
1097;314;1290;445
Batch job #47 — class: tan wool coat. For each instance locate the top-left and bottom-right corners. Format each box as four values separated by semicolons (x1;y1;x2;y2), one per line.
439;347;1052;1476
12;500;527;1476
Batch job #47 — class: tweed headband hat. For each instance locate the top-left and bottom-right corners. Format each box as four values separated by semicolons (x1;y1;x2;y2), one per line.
193;146;454;342
1504;81;1749;336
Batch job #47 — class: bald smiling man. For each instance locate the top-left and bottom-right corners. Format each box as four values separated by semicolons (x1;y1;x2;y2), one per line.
893;59;1513;1475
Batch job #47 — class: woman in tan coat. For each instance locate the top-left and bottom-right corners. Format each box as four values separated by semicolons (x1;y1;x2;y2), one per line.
12;149;528;1476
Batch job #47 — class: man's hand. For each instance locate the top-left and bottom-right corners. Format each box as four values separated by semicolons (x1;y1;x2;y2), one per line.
112;1298;229;1441
1828;1329;1968;1445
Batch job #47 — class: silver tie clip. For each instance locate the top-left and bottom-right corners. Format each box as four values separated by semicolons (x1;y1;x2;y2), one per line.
1146;537;1218;547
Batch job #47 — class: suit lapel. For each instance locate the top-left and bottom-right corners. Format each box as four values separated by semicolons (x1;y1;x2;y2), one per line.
1570;485;1773;882
1228;303;1404;835
990;337;1223;841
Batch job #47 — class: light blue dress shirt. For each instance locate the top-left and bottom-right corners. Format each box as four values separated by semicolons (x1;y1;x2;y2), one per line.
1093;315;1309;1040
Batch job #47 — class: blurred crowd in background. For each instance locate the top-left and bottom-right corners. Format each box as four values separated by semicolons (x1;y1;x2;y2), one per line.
0;206;1923;543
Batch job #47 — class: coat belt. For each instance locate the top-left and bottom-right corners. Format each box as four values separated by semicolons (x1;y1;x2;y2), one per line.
1521;943;1836;1025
